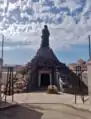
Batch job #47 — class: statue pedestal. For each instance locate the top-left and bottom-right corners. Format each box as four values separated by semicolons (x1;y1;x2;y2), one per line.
87;60;91;110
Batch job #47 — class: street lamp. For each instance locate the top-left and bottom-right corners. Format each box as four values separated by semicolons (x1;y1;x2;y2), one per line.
88;35;91;60
0;33;4;103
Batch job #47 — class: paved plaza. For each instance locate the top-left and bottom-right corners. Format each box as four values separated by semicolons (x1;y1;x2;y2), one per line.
5;92;89;110
0;92;91;119
1;103;91;119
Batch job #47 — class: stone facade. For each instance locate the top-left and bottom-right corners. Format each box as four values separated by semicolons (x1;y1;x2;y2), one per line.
26;25;62;91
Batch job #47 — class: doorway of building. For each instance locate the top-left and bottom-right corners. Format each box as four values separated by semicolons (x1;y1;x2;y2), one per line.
40;73;50;87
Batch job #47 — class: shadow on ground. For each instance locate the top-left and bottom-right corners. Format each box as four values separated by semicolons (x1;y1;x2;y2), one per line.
0;102;43;119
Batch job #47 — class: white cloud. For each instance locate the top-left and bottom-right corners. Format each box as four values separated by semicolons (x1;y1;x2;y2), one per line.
0;0;91;51
81;0;91;15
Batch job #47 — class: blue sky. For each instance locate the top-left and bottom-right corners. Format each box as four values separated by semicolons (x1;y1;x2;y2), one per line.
0;0;91;65
2;43;89;65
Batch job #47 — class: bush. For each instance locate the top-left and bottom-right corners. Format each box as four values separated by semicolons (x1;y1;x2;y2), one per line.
47;85;58;94
18;67;26;75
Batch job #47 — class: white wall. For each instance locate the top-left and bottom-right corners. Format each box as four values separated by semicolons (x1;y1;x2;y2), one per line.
87;60;91;109
1;72;16;85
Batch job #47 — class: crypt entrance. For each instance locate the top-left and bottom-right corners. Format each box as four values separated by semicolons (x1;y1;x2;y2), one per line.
38;70;52;88
41;74;50;87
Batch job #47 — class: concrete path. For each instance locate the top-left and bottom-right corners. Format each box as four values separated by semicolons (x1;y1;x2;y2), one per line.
3;92;89;111
1;93;91;119
1;103;91;119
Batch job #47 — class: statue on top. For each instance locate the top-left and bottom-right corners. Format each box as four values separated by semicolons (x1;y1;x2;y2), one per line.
41;25;50;47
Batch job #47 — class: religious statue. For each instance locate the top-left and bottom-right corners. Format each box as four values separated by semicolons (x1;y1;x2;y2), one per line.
41;25;50;47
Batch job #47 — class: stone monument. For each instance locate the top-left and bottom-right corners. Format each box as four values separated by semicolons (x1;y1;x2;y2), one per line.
26;25;87;92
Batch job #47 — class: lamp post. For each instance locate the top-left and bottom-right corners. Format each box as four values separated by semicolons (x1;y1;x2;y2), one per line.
0;34;4;103
75;65;82;104
88;35;91;59
87;35;91;110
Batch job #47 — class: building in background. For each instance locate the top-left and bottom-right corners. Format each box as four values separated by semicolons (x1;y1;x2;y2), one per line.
1;64;22;85
68;59;87;71
68;59;88;88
